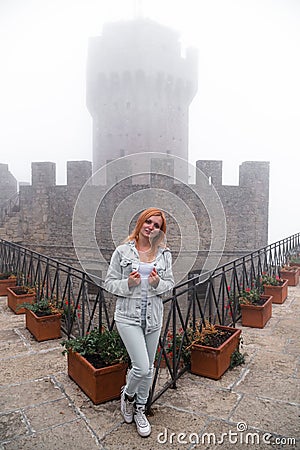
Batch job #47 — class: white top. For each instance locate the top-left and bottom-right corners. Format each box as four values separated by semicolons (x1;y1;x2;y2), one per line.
138;261;154;279
138;262;154;323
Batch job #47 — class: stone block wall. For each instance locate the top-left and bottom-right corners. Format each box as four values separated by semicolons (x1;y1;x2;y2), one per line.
0;158;269;282
0;164;17;208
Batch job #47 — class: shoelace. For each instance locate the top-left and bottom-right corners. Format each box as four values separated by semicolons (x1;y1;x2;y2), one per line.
135;408;148;427
124;399;134;414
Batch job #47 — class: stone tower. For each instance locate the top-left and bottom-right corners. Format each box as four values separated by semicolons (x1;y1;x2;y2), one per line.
86;18;198;178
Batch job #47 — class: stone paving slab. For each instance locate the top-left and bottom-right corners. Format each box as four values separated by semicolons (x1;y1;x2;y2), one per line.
246;350;298;377
0;284;299;450
0;378;64;413
0;350;65;385
155;376;241;421
231;395;300;437
2;420;100;450
0;338;28;359
25;397;79;432
101;406;208;450
233;369;300;403
0;411;27;442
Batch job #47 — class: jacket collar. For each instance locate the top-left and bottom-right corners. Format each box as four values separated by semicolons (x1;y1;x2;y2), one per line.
126;240;169;258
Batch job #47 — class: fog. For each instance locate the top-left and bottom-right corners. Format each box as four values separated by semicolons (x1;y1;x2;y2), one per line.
0;0;299;244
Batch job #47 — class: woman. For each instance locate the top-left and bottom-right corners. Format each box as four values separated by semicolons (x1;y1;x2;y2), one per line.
104;207;174;437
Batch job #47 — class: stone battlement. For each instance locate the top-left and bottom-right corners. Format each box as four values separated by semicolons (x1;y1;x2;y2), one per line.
0;157;269;278
24;158;269;190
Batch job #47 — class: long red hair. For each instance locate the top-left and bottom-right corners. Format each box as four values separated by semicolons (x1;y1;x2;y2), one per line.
126;207;167;244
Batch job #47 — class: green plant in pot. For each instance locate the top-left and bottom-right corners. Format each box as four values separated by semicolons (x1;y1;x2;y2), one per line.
238;287;272;328
238;287;264;305
260;273;284;287
0;272;16;280
289;253;300;265
20;296;63;342
279;264;299;287
21;297;62;316
185;321;243;379
61;328;129;404
0;272;17;297
259;272;289;304
62;328;129;368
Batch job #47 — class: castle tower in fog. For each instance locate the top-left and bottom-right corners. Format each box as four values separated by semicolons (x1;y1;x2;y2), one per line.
86;18;198;177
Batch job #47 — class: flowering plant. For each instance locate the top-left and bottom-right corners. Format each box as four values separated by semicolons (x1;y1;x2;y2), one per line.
280;264;298;272
20;296;63;316
186;321;221;347
260;273;284;286
62;299;81;320
61;328;129;366
11;285;36;295
186;321;245;369
289;253;300;264
156;328;190;365
238;288;261;305
0;272;16;280
224;285;240;317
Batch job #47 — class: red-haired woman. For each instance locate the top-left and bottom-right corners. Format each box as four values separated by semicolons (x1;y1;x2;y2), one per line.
105;207;174;437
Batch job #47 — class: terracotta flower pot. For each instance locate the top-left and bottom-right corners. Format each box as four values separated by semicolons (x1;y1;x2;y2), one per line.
154;355;184;370
67;351;127;404
289;262;300;268
263;279;288;304
25;309;61;342
190;325;241;380
0;278;17;296
240;295;272;328
155;357;168;369
7;286;36;314
279;268;299;286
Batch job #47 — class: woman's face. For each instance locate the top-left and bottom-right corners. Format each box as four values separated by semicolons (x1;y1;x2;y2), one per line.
139;215;163;241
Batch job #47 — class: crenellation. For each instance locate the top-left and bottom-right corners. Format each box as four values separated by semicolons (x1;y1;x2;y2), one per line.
150;158;175;189
196;160;223;186
31;162;56;187
239;161;270;187
67;161;92;189
0;157;269;264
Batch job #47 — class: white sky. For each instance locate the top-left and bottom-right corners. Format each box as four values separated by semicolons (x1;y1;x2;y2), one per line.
0;0;299;244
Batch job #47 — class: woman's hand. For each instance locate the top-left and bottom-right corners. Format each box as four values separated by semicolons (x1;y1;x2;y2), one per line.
128;270;141;288
148;267;160;288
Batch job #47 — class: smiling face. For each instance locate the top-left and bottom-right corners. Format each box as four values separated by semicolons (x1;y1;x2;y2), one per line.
127;208;167;245
139;215;163;241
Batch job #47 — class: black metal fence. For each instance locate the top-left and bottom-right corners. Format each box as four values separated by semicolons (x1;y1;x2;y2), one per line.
1;232;299;406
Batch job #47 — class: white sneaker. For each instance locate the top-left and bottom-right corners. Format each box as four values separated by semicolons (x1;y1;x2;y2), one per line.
134;405;151;437
120;387;134;424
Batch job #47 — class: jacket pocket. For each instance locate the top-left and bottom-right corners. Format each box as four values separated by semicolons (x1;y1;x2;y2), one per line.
116;297;138;318
120;258;133;278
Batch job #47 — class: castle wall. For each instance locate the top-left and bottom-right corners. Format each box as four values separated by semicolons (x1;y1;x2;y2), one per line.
0;158;269;283
0;164;18;208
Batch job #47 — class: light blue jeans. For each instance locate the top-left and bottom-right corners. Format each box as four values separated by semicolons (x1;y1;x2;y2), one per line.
116;322;161;405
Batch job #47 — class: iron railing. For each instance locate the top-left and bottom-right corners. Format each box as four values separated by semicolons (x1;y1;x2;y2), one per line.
0;232;299;407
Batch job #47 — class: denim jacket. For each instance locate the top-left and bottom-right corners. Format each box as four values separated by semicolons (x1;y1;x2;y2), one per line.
104;241;175;334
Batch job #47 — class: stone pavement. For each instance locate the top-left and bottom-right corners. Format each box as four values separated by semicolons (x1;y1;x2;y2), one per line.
0;286;299;450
